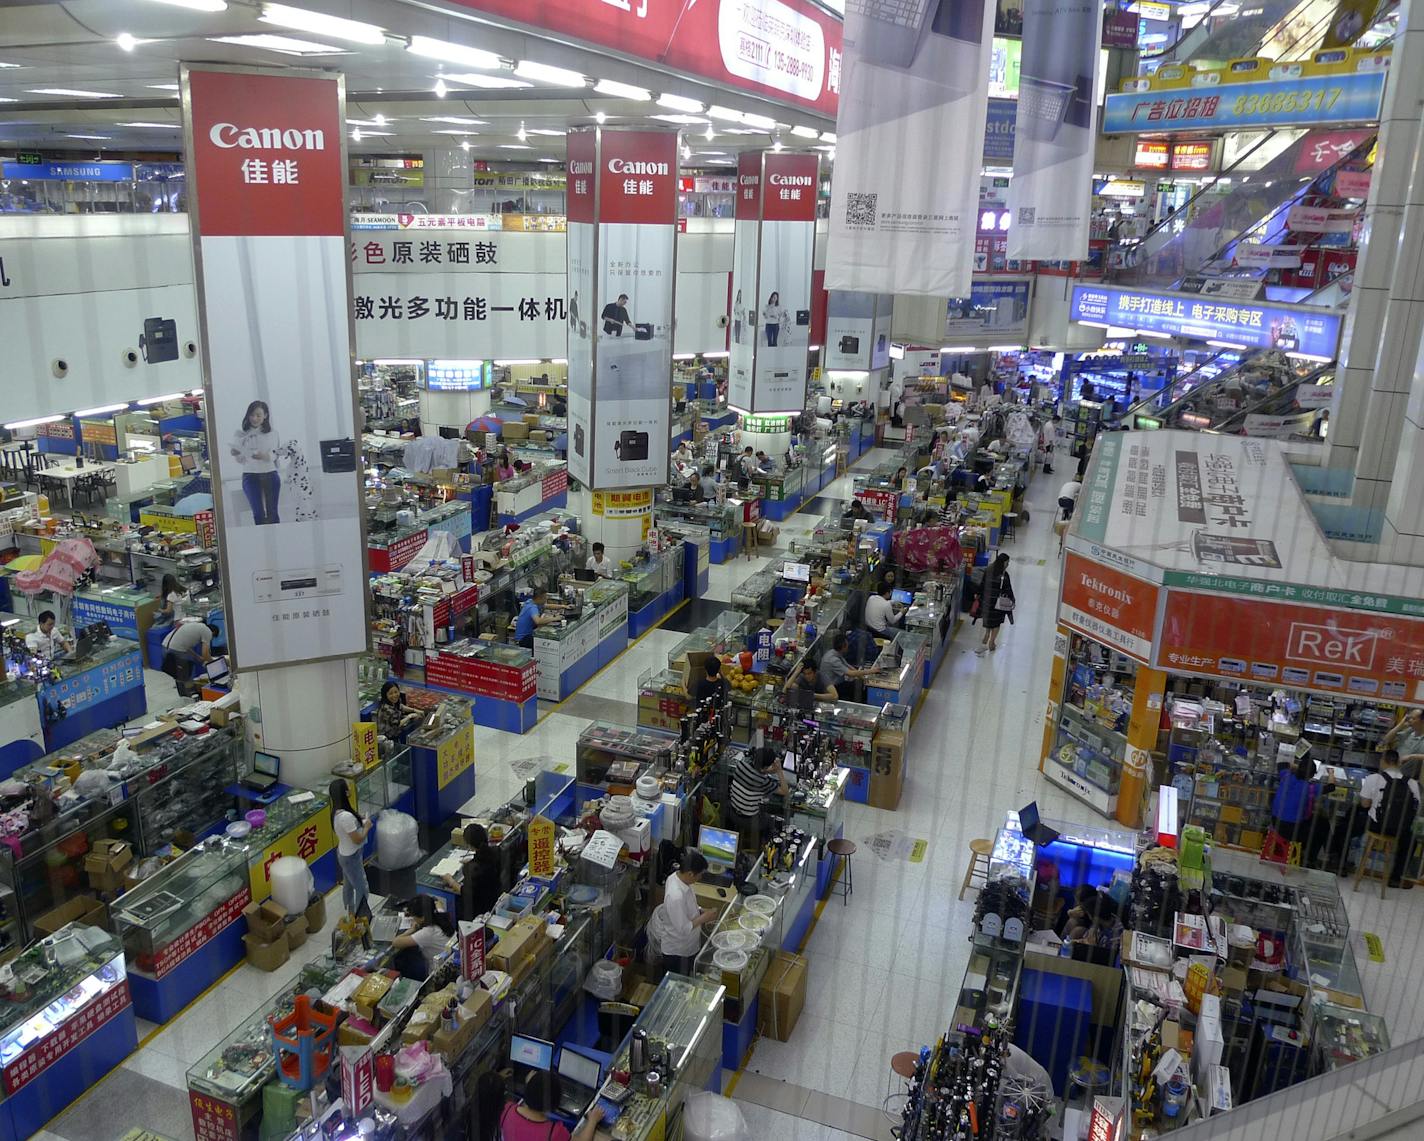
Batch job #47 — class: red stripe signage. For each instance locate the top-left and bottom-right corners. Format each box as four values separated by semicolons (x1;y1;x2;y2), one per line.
2;980;132;1095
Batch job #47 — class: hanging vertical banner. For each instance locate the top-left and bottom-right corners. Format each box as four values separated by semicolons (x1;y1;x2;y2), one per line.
182;66;369;670
729;152;820;413
565;127;677;489
828;0;996;296
1007;0;1103;259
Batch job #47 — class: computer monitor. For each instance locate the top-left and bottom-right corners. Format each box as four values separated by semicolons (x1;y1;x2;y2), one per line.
179;453;198;474
557;1046;603;1090
782;561;810;583
510;1034;555;1072
782;751;799;775
670;486;695;505
698;824;739;867
253;750;280;778
892;589;914;606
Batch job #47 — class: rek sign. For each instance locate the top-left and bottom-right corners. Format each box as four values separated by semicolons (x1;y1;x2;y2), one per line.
1103;70;1387;134
1070;285;1342;357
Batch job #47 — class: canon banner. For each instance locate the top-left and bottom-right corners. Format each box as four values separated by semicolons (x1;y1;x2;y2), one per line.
182;66;369;670
729;152;820;412
566;128;677;490
1007;0;1102;260
827;0;995;296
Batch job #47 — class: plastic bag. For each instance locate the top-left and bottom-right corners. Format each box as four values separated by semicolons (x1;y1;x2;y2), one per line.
375;809;420;870
683;1093;749;1141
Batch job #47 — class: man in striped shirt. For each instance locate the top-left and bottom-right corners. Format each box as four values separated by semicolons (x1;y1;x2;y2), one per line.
728;746;788;853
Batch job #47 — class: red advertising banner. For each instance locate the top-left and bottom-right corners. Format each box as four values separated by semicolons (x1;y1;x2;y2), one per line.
761;152;820;222
855;488;899;523
369;528;430;573
1102;7;1139;47
191;1090;241;1141
1134;141;1169;169
425;650;538;702
340;1046;375;1116
598;131;680;225
1293;130;1373;174
566;129;596;225
2;980;132;1096
446;0;841;115
1060;553;1160;664
1159;591;1424;700
461;923;486;981
150;887;251;979
1169;142;1213;172
735;152;762;220
541;468;570;500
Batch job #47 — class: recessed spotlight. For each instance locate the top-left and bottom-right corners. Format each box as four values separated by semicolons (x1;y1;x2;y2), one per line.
259;4;385;45
374;113;386;126
514;60;586;87
657;93;704;113
594;79;651;101
28;88;121;99
434;78;448;98
595;111;607;124
682;144;691;159
408;36;502;70
460;139;471;152
351;127;362;141
517;121;527;142
705;124;714;141
209;33;348;55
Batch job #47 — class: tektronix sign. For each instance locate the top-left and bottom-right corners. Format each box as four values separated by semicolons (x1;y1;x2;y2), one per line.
1286;622;1379;669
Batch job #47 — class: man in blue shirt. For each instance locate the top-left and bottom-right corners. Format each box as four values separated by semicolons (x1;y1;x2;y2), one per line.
514;589;556;649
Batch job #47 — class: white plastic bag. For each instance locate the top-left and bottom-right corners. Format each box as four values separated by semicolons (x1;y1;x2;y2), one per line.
683;1093;749;1141
375;809;420;870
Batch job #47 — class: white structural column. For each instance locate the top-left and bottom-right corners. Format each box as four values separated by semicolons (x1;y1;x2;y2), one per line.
238;659;363;787
421;147;476;214
569;485;651;563
1329;0;1423;514
418;387;490;435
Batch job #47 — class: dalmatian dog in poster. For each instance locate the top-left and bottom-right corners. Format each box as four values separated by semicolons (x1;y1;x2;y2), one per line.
275;441;319;521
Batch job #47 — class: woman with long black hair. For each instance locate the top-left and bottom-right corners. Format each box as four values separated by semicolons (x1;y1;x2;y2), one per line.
230;399;281;524
329;779;370;916
976;553;1015;655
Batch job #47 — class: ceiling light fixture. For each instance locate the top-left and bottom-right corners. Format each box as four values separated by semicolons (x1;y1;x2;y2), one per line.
374;113;386;126
704;124;714;140
525;128;563;136
66;134;112;140
434;129;479;135
594;79;651;101
498;144;533;150
595;111;607;124
790;125;820;139
407;35;502;70
651;114;707;125
682;144;691;159
514;60;586;87
259;4;385;45
821;131;836;142
707;105;744;123
116;33;139;52
438;72;531;89
657;93;704;113
771;135;783;151
145;0;227;9
434;78;448;98
117;121;182;129
136;393;185;406
517;121;527;141
2;415;65;430
74;404;130;418
146;83;179;91
461;139;471;151
422;116;486;125
742;113;776;130
28;88;120;99
209;33;346;55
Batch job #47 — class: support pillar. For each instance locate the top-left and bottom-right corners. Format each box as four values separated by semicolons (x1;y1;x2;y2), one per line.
239;659;362;788
570;486;652;563
1118;667;1167;830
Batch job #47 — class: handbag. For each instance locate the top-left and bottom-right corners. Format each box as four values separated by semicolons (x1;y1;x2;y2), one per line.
994;595;1016;612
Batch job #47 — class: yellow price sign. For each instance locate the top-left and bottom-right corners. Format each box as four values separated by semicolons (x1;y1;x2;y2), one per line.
352;722;378;770
249;807;334;901
1364;931;1385;963
436;721;475;789
528;815;556;878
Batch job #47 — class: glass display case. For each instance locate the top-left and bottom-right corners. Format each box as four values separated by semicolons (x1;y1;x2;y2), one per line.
730;568;778;614
619;548;682;614
112;838;248;977
1048;701;1126;811
0;923;127;1071
1311;1004;1388;1070
695;885;782;1022
351;746;414;818
243;790;330;866
187;978;311;1106
1295;915;1364;1007
576;721;677;784
656;498;737;545
129;729;244;854
789;766;848;845
550;913;595;1032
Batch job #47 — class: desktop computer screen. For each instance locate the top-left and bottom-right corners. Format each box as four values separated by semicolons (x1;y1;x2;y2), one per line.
698;824;739;866
511;1035;555;1072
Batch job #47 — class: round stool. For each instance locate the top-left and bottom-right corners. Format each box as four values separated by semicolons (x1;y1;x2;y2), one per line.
891;1052;919;1079
827;838;856;905
1001;512;1018;544
885;1050;920;1122
959;838;993;900
742;521;760;560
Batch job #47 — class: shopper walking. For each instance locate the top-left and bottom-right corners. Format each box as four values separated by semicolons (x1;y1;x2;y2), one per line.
976;553;1015;655
329;779;371;916
230;400;281;525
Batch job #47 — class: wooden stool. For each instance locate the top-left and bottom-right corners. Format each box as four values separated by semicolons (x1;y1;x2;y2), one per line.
885;1050;920;1113
1354;830;1399;898
827;838;856;904
742;521;759;560
959;838;994;900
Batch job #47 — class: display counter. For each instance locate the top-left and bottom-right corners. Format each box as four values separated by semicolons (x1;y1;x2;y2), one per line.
863;630;928;710
243;788;336;904
112;837;250;1022
495;463;569;525
423;640;538;733
0;676;43;775
19;627;147;752
655;498;739;563
70;584;159;646
789;767;849;897
589;974;724;1141
902;577;962;686
535;579;630;700
0;923;136;1141
620;545;685;637
404;701;476;824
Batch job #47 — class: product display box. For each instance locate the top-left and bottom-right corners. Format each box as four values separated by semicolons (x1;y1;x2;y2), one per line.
304;896;326;935
869;727;906;810
487;916;546;978
758;950;808;1042
34;894;108;937
243;900;287;943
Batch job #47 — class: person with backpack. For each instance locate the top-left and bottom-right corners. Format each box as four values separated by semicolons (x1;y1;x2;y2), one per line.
1359;749;1421;888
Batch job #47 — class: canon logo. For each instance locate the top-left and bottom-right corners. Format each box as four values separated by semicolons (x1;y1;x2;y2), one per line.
739;174;760;185
209;123;326;151
569;160;593;175
608;159;668;175
769;174;813;187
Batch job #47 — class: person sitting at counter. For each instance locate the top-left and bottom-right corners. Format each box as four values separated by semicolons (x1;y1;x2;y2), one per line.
495;452;516;481
863;584;904;641
500;1073;603;1141
842;498;871;528
156;574;185;625
376;681;421;741
160;620;219;695
586;542;615;578
700;464;721;500
791;659;838;702
25;611;72;659
514;589;559;649
820;633;872;702
672;440;695;467
443;823;503;922
391;895;456;980
649;849;721;975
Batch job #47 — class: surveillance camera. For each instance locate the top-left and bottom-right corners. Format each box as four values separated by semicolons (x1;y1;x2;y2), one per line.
121;348;139;367
51;359;68;379
183;341;198;359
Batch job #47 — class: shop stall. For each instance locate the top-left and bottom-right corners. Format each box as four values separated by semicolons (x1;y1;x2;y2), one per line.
534;578;630;701
242;788;337;904
495;462;569;525
403;701;476;824
655;497;740;564
621;542;686;638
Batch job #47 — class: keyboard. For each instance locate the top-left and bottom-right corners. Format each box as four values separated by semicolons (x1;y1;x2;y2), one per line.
850;0;929;26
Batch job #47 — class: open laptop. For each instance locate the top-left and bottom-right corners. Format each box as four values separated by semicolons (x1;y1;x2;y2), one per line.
848;0;935;68
205;656;231;686
241;750;280;793
556;1046;604;1116
1018;801;1060;849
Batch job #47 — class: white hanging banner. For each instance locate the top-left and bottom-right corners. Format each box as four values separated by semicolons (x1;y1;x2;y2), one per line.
1006;0;1103;260
827;0;996;297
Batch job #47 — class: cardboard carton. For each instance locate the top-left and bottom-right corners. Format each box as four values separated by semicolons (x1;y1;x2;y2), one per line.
244;931;290;972
338;1017;378;1047
283;914;309;951
758;951;808;1042
353;973;395;1024
33;895;107;937
85;839;134;892
244;900;287;943
304;896;326;935
487;917;540;972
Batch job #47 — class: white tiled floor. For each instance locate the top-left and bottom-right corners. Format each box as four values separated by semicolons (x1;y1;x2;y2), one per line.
47;442;1424;1140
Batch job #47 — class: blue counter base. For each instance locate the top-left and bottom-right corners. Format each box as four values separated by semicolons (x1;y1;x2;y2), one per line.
761;492;804;521
44;686;146;752
628;584;684;638
924;634;950;688
0;1003;137;1141
782;877;817;953
129;919;246;1023
410;736;476;823
721;992;759;1071
710;537;738;563
843;766;870;804
597;625;629;669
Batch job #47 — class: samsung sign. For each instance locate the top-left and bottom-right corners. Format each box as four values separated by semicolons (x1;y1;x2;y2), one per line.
1;161;134;182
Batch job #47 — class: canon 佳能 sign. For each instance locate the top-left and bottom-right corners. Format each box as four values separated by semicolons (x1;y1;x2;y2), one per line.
769;173;814;187
608;159;669;176
209;123;327;151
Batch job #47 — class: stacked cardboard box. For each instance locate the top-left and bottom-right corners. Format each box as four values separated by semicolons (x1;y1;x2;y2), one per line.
85;840;134;893
758;951;809;1042
487;916;548;983
243;900;290;971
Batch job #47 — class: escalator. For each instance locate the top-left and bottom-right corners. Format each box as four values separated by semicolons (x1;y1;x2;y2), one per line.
1121;348;1241;425
1212;365;1334;441
1129;351;1315;430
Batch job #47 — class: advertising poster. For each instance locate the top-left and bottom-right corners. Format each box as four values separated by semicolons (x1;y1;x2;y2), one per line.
1102;69;1387;134
825;291;894;370
728;153;761;411
943;280;1033;342
566;128;678;490
1007;0;1101;260
828;0;995;296
183;66;369;670
1060;551;1160;663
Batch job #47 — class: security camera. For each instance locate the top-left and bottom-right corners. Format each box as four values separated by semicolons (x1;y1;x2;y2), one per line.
183;341;198;359
51;359;68;379
121;348;139;367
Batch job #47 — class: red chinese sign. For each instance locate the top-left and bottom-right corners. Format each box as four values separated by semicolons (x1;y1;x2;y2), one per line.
855;488;899;523
191;1090;241;1141
194;508;217;549
150;887;251;979
340;1046;375;1115
461;923;486;982
2;980;131;1096
1170;142;1213;172
1134;141;1169;170
541;468;569;501
1060;553;1160;665
425;650;537;702
369;528;430;572
528;815;556;878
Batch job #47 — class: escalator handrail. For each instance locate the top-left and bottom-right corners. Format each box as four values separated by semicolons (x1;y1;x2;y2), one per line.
1120;349;1235;420
1212;364;1335;432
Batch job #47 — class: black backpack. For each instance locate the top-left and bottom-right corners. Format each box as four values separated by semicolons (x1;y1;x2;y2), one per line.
1377;771;1416;835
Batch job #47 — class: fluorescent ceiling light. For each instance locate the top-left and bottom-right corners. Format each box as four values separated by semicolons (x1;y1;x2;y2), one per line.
260;4;385;44
147;83;179;91
707;105;744;123
407;35;501;70
28;88;120;98
515;60;586;87
421;116;486;125
742;113;776;130
352;129;391;136
0;63;22;69
209;33;347;55
721;127;766;135
434;129;479;135
136;393;185;406
498;144;533;150
117;122;181;129
67;134;112;140
346;118;386;126
525;128;564;136
657;93;704;113
0;99;16;104
790;125;820;139
440;72;531;89
2;415;65;430
594;79;651;101
145;0;228;9
821;131;836;142
651;114;707;125
74;404;130;417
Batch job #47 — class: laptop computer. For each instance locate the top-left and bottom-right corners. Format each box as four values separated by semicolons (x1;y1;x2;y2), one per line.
556;1046;603;1116
1017;801;1061;848
205;656;232;686
574;568;598;582
241;750;280;793
848;0;935;68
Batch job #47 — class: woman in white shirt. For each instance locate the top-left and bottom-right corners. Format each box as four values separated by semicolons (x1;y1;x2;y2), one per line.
762;292;788;347
229;400;282;525
329;780;371;916
157;574;184;626
648;851;720;975
392;895;455;979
